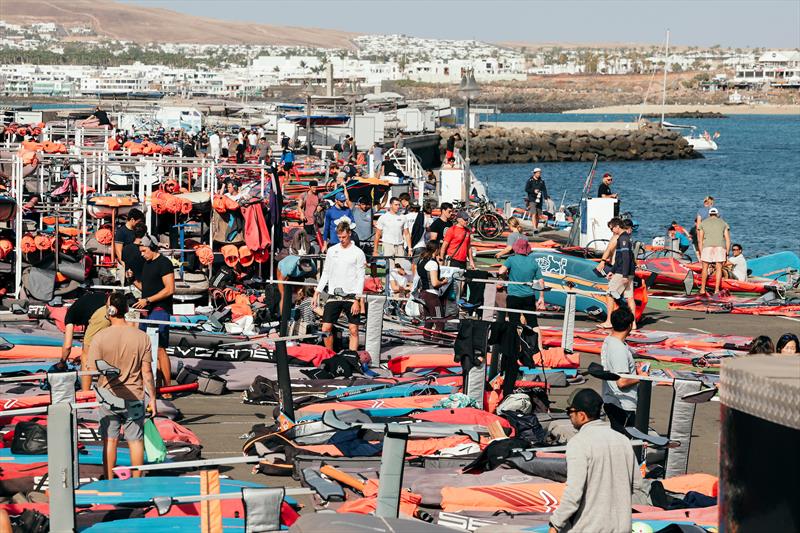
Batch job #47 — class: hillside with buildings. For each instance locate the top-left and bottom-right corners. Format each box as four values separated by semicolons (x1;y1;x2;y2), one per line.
0;0;357;48
0;3;797;109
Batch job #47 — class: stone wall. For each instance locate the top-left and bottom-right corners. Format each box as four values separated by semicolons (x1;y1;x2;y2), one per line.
438;125;699;164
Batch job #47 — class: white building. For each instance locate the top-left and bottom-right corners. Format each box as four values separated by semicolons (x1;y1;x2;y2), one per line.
734;50;800;86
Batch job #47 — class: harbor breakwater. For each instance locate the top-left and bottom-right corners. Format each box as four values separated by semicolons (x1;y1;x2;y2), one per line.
438;125;699;164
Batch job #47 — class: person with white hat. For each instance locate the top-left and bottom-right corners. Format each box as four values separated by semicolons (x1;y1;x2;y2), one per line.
697;206;730;295
524;168;549;230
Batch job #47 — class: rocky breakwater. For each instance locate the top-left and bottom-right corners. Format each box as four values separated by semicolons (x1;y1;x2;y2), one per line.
438;125;699;164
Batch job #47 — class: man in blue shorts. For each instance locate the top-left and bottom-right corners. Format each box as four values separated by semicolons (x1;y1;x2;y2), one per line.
133;234;174;389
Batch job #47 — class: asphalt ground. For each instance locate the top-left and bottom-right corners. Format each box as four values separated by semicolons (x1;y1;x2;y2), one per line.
172;302;798;484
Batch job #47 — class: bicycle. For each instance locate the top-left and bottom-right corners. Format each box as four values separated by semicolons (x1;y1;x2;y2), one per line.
452;198;506;239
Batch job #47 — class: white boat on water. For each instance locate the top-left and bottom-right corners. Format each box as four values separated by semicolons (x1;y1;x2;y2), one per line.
662;121;719;151
650;30;720;152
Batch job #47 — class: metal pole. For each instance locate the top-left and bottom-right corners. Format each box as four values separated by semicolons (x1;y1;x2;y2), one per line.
306;93;312;156
661;30;670;126
275;284;295;420
464;96;471;205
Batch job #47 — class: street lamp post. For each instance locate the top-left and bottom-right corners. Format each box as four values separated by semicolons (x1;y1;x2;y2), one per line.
302;82;312;156
458;68;480;205
344;79;360;154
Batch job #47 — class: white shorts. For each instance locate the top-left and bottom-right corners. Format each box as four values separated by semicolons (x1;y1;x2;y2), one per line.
608;274;634;299
701;246;727;263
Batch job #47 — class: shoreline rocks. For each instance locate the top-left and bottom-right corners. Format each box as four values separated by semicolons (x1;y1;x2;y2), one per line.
642;111;728;119
438;125;700;164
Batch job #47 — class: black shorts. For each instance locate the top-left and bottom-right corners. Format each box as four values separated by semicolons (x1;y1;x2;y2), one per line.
506;294;539;327
322;299;361;325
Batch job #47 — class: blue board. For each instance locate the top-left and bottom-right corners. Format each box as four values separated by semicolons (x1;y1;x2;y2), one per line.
0;445;134;466
0;327;67;347
325;383;454;401
748;251;800;281
0;361;70;375
529;251;611;318
76;477;265;505
81;517;246;532
297;407;435;422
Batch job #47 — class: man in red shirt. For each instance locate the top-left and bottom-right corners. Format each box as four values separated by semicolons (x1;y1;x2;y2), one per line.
438;211;475;269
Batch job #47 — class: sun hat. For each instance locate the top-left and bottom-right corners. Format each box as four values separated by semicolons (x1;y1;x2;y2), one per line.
512;239;531;255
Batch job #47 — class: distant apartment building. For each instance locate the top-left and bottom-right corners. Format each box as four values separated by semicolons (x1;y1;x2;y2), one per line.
734;50;800;87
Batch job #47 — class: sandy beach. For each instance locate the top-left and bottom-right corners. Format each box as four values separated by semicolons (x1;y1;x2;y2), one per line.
565;103;800;115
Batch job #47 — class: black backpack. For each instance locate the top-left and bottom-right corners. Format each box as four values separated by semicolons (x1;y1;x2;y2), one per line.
12;509;49;533
11;421;48;454
501;412;548;445
243;376;280;405
322;350;361;378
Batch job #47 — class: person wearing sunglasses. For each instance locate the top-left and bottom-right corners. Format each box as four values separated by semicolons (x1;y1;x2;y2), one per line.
548;388;640;533
725;243;747;281
598;172;618;199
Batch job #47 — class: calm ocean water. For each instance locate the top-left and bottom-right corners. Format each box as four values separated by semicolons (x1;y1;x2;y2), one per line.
473;113;800;257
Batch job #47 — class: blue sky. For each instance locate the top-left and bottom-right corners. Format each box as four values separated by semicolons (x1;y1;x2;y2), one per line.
120;0;800;48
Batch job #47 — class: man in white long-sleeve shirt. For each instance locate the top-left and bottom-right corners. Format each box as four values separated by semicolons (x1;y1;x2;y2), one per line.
549;388;640;533
314;221;366;351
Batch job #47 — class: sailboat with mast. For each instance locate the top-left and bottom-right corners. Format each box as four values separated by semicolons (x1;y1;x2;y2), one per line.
653;30;719;152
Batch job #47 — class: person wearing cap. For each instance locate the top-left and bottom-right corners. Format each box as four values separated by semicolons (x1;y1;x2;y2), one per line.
497;238;546;327
697;206;730;295
322;192;354;250
298;180;322;237
599;307;639;433
524;168;549;230
691;196;718;255
439;210;474;270
374;197;411;261
598;172;617;199
548;388;640;533
314;222;367;351
352;196;376;256
133;235;174;390
598;217;637;330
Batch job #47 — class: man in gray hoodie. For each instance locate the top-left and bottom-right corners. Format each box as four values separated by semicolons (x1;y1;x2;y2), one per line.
548;388;641;533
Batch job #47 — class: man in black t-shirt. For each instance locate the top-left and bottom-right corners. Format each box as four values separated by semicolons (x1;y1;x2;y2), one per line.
133;235;174;388
60;291;110;390
378;158;405;179
93;106;112;126
114;208;146;260
122;223;147;284
428;202;454;248
598;173;618;199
